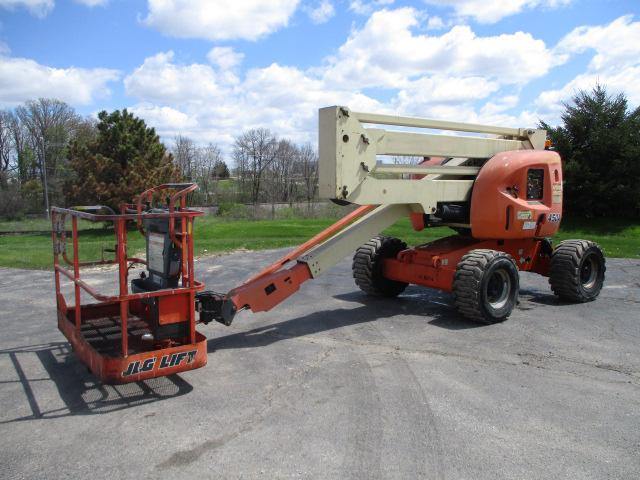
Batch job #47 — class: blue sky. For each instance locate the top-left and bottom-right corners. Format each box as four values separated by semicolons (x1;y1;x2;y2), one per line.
1;0;639;152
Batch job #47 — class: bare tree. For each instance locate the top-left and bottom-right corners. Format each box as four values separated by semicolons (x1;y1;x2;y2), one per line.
269;139;297;205
173;135;197;180
15;98;80;216
233;128;278;205
0;111;12;187
6;111;31;184
296;143;318;205
195;142;224;204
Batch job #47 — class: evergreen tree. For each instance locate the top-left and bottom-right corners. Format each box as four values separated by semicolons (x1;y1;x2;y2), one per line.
65;109;179;209
541;85;640;218
213;159;230;179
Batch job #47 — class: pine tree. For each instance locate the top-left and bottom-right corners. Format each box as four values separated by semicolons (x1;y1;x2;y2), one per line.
65;109;179;209
541;85;640;218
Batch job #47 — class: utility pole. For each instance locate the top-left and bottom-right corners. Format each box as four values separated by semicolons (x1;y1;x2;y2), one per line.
42;140;66;220
42;137;50;220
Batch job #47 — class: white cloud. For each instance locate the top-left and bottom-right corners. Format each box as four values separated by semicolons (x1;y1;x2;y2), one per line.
422;0;572;24
426;15;446;30
124;51;232;104
538;67;640;112
555;15;640;71
394;75;500;115
349;0;394;16
73;0;108;6
123;51;384;147
307;0;335;24
538;16;640;115
0;54;120;107
0;0;53;17
206;47;244;70
322;8;557;89
129;104;197;131
124;8;568;149
0;41;10;55
143;0;300;41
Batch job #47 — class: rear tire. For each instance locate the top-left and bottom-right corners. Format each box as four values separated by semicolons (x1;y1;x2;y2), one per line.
453;249;519;324
549;240;605;302
353;235;408;297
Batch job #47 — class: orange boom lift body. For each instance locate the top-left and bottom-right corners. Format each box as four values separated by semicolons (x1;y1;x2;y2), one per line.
51;107;604;384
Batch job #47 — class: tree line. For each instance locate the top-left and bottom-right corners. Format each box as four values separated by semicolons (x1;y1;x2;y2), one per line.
0;98;319;219
1;85;638;220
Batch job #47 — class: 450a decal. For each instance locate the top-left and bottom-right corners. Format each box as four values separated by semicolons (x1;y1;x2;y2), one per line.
122;350;197;377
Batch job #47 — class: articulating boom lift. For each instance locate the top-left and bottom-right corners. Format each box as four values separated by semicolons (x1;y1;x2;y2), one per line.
51;106;605;383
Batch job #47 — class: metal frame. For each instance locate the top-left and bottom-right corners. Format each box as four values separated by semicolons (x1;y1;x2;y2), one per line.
51;184;207;384
318;106;546;212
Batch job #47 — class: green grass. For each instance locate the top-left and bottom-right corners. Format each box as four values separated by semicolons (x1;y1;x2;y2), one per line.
0;216;637;270
0;217;104;233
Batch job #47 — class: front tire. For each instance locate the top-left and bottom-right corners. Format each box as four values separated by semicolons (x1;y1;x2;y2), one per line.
549;240;605;302
453;249;519;324
353;235;408;297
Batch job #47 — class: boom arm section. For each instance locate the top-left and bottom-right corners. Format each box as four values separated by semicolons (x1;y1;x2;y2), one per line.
199;204;410;326
318;106;546;213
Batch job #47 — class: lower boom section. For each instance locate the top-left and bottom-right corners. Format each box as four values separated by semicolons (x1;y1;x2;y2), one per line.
199;204;411;326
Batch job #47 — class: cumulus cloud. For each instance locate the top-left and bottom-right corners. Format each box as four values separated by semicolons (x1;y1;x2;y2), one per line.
538;15;640;114
143;0;301;41
0;0;53;17
307;0;335;24
321;8;557;89
73;0;109;6
426;15;447;30
207;47;244;70
394;75;500;115
124;51;231;104
349;0;394;16
0;54;120;107
555;15;640;71
421;0;572;24
129;103;197;131
123;51;384;146
123;7;567;148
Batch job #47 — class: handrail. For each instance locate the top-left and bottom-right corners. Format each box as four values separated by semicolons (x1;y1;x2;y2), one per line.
51;206;202;222
134;182;200;246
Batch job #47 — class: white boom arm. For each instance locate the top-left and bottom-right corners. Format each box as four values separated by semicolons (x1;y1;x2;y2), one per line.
318;106;546;213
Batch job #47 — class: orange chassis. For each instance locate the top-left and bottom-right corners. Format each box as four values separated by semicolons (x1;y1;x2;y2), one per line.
383;236;550;292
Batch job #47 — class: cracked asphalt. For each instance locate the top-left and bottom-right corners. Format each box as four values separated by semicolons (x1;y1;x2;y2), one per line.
1;249;639;479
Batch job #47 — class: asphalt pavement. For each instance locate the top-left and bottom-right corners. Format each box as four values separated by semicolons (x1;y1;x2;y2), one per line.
1;249;639;479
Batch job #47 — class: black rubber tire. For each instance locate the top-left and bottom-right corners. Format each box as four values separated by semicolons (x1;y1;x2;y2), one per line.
453;249;519;324
353;235;408;297
549;240;605;302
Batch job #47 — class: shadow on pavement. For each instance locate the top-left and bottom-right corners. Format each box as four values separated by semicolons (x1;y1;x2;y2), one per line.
0;342;192;424
208;287;484;352
518;288;569;307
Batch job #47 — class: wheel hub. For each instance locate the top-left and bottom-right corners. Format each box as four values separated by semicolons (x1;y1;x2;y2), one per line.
580;255;599;289
486;270;511;309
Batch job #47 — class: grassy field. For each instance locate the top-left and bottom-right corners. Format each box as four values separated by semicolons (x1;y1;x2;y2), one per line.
0;215;638;270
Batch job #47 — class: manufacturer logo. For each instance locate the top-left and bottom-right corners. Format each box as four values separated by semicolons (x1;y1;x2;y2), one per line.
122;349;198;377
